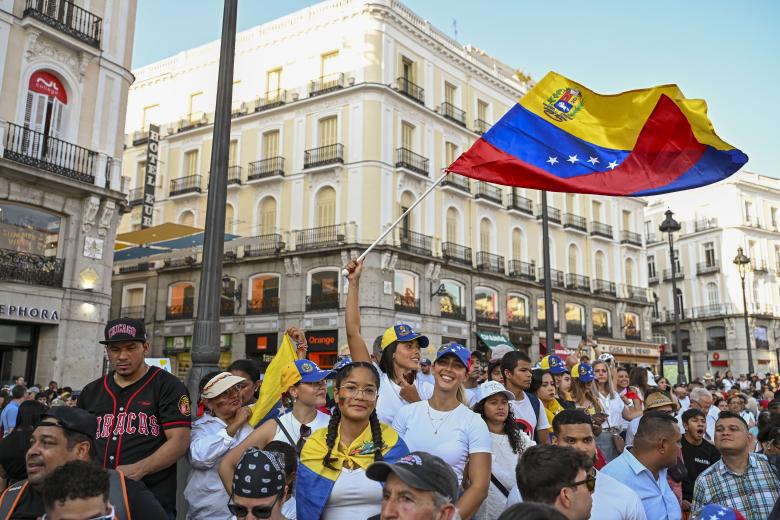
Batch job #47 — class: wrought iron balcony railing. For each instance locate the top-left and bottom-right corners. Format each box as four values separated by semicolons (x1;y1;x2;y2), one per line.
475;309;499;325
538;267;565;288
474;119;491;135
304;144;344;168
4;122;96;184
132;130;149;146
620;230;642;246
0;248;64;287
119;306;145;319
244;234;284;257
395;297;421;314
441;173;471;192
563;213;587;232
396;77;424;104
475;182;503;204
648;273;659;284
593;325;613;338
696;261;720;275
226;165;242;185
509;316;531;329
440;102;466;126
476;251;505;274
536;319;560;332
399;229;433;256
294;224;345;251
169;175;202;196
567;322;586;336
248;156;284;180
694;217;718;232
508;192;533;214
128;187;144;206
440;305;467;321
306;293;339;311
442;242;472;266
117;262;152;274
246;297;280;315
592;279;617;296
536;205;562;224
662;267;684;281
590;221;614;239
752;259;768;273
166;299;194;320
309;73;344;96
220;299;236;316
256;90;287;111
24;0;102;48
508;260;536;281
621;284;649;302
691;304;735;319
395;148;429;176
566;273;591;292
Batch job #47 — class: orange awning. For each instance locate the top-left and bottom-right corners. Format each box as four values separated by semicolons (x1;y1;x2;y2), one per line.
115;223;202;248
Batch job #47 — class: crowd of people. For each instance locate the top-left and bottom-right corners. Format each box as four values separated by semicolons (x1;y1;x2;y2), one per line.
2;259;780;519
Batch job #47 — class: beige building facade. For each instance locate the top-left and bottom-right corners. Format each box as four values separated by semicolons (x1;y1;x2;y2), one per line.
0;0;137;386
114;0;656;375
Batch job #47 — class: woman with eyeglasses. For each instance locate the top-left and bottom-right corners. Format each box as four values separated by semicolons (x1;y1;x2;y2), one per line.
185;371;254;520
296;361;408;519
344;260;433;425
392;343;492;520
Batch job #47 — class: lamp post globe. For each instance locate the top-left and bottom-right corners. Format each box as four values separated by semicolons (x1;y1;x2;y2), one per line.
733;247;754;375
659;210;685;384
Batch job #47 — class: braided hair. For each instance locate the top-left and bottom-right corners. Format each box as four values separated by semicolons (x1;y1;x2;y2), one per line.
323;361;384;470
473;397;528;454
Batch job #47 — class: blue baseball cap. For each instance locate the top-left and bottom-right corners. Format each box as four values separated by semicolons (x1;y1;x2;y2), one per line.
333;356;353;371
540;355;567;375
572;362;595;383
381;324;430;350
281;359;332;392
435;342;470;368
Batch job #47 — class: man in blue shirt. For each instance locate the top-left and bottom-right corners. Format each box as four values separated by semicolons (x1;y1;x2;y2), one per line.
0;385;26;437
602;411;682;520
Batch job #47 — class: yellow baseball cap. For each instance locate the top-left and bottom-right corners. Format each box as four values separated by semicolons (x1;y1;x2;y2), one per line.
380;324;429;350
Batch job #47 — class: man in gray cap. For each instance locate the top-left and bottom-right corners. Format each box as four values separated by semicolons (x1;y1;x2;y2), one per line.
367;451;459;520
228;448;288;520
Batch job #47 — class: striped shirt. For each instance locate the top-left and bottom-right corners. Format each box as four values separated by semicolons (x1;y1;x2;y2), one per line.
692;453;780;520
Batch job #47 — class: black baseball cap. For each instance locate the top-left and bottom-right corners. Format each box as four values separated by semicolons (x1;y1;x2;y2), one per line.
40;407;97;441
100;318;147;344
366;451;458;502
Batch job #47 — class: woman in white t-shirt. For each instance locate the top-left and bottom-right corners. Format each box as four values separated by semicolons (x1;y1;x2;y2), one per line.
592;360;641;463
392;342;492;520
344;259;433;424
472;380;532;520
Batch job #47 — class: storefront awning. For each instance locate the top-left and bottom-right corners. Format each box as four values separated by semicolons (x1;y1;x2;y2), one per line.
476;331;514;350
116;223;203;247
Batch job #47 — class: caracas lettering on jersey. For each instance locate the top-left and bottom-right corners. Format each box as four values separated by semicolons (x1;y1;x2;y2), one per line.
96;412;160;438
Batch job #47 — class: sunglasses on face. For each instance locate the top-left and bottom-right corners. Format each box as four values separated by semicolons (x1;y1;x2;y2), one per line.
228;493;282;519
569;469;597;494
43;505;114;520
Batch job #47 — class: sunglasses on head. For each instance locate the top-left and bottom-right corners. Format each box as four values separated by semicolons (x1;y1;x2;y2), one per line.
228;492;282;519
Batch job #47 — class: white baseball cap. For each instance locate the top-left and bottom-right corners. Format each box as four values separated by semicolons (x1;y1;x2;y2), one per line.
477;380;515;403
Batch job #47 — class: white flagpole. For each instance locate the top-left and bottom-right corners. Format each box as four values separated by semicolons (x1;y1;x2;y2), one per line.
342;170;450;277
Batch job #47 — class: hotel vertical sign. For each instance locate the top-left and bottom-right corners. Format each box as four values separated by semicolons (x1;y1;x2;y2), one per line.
141;124;160;228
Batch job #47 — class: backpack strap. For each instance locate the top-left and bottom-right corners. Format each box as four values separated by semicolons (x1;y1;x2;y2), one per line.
490;473;510;498
0;480;28;520
525;393;543;442
274;416;296;447
108;470;132;520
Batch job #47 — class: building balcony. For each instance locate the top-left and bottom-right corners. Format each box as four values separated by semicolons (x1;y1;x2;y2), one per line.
476;251;505;274
309;73;344;97
662;309;687;322
475;309;499;325
169;175;202;197
536;205;562;224
246;297;280;315
509;316;531;329
694;217;718;233
244;234;284;257
119;306;145;319
593;325;613;338
537;319;560;332
220;299;236;317
395;297;421;314
396;77;424;104
178;113;208;132
691;304;735;319
752;259;768;273
442;242;472;266
592;279;616;296
508;260;536;281
567;322;586;336
621;284;649;302
306;293;339;312
248;156;284;180
294;224;345;251
563;213;587;232
508;192;534;215
117;262;152;274
565;273;591;292
0;248;64;287
440;102;466;126
395;148;429;176
304;144;343;169
399;229;433;256
441;305;467;321
474;119;491;135
662;267;684;281
131;130;149;146
625;332;642;341
255;90;287;111
538;267;565;288
166;299;194;320
646;233;662;244
128;187;144;206
24;0;102;48
475;182;503;204
163;256;197;268
226;165;242;185
441;173;471;193
590;221;614;239
696;261;720;275
3;122;98;184
620;230;642;246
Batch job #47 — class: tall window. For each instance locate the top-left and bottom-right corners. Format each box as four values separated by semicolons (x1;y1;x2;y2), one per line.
225;205;234;234
308;269;339;309
475;287;498;322
135;161;146;188
318;117;337;147
262;130;279;158
507;294;529;327
623;312;640;339
673;249;681;272
536;298;559;330
477;100;488;121
446;207;459;243
400;192;414;238
565;303;585;334
773;208;778;230
444;82;456;105
566;193;576;213
445;142;458;165
249;274;280;313
704;242;716;266
756;326;769;349
647;255;656;278
644;220;653;239
259;197;276;234
141;104;159;129
775;246;780;271
625;258;635;286
706;282;719;306
401;122;414;150
315;187;336;227
401;57;414;82
320;51;339;77
123;286;145;308
595;251;606;279
592;308;612;337
168;283;195;315
706;326;726;350
25;71;67;141
439;279;464;317
744;200;753;223
184;150;198;177
394;271;419;312
266;68;282;98
479;218;492;252
228;140;238;167
591;200;602;221
512;229;522;260
622;210;631;231
568;244;578;274
188;92;204;121
674;288;684;318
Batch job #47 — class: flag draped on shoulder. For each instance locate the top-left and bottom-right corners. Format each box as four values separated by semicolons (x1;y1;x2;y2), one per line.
249;333;297;427
448;71;748;196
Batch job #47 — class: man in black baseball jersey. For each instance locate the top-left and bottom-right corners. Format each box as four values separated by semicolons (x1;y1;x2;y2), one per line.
77;318;191;515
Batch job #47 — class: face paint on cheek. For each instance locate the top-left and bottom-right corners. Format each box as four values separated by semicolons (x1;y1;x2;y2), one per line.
338;396;347;403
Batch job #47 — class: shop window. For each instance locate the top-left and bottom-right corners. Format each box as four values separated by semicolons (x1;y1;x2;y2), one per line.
307;269;339;310
536;298;559;331
394;270;419;313
439;279;464;319
623;312;640;340
507;294;529;328
0;202;61;257
167;282;194;319
565;303;585;335
475;287;499;324
706;326;726;350
248;274;280;314
592;308;612;337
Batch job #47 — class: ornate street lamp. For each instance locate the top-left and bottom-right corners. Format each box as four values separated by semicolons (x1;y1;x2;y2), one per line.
659;210;685;384
733;247;754;374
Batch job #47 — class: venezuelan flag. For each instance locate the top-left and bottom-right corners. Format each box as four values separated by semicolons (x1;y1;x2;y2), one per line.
248;333;297;427
296;422;408;519
448;72;748;196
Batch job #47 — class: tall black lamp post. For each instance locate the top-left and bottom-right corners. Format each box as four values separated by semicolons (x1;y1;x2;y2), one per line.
733;247;754;375
659;210;685;384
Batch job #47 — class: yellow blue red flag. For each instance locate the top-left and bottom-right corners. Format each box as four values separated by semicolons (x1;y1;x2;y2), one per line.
248;333;297;427
448;71;748;196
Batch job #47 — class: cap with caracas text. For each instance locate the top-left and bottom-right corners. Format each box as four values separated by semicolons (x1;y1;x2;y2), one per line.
380;323;429;350
100;318;147;345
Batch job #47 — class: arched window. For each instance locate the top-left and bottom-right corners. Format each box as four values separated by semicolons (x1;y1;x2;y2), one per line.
439;279;465;319
475;286;499;323
625;258;635;286
315;187;336;227
259;197;276;235
706;282;719;308
565;303;585;335
592;308;612;337
167;282;194;319
25;70;67;139
446;207;460;243
178;210;195;227
568;244;579;274
674;288;685;319
536;298;559;331
706;326;726;350
594;251;606;280
512;229;522;260
623;311;640;340
479;218;492;252
248;274;280;314
307;268;339;311
394;270;420;313
507;293;529;328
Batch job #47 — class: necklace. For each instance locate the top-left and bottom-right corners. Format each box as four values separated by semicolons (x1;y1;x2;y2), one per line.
426;401;457;435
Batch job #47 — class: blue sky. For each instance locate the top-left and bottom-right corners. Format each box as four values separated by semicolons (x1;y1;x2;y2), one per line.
133;0;779;177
